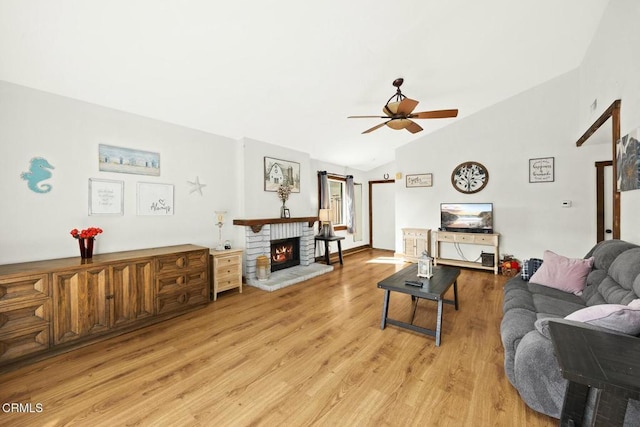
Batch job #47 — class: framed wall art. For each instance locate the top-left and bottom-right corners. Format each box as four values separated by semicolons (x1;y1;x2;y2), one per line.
616;128;640;191
89;178;124;215
99;144;160;176
529;157;554;183
137;182;174;215
264;156;300;192
406;173;433;188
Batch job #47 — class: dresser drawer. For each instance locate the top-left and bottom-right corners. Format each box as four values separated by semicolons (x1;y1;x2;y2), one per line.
0;274;49;304
156;270;207;295
436;232;456;242
474;234;498;245
156;285;209;315
455;233;476;243
0;299;50;335
156;250;209;274
0;323;50;362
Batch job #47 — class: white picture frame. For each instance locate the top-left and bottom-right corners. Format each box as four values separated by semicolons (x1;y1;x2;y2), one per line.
137;182;174;215
89;178;124;215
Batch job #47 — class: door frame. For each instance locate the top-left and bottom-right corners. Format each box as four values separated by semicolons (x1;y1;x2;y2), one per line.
576;99;621;240
368;179;395;249
595;160;612;242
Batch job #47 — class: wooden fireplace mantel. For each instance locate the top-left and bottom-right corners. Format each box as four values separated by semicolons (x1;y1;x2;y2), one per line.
233;216;319;233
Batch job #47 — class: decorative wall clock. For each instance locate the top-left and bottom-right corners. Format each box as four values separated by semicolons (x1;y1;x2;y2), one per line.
451;161;489;194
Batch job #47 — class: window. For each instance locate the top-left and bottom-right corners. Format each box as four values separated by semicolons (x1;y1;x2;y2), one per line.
318;173;347;230
329;179;344;225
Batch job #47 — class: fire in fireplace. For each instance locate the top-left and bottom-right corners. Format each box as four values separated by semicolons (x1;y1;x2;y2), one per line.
270;237;300;272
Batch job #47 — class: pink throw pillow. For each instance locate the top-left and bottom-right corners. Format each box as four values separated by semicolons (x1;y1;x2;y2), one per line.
529;250;594;295
565;302;640;335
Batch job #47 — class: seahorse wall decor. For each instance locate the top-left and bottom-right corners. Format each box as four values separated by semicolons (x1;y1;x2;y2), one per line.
21;157;55;193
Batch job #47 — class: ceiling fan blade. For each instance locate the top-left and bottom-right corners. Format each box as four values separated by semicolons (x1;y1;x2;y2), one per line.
362;122;388;134
348;115;387;119
405;121;423;134
396;98;419;115
409;109;459;119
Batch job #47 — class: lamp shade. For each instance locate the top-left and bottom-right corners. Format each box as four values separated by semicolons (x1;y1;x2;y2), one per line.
318;209;331;222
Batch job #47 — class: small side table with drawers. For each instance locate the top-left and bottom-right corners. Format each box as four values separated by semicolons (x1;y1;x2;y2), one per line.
210;248;243;301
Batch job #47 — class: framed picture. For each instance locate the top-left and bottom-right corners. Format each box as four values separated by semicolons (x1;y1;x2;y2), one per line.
406;173;433;188
99;144;160;176
529;157;554;183
137;182;174;215
89;178;124;215
264;156;300;192
616;128;640;191
282;208;291;218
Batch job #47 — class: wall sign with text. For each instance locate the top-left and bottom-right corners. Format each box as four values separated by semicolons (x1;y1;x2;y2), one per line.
529;157;554;183
406;173;433;188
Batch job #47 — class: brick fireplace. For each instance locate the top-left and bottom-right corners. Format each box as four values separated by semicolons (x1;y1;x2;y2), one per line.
233;216;333;291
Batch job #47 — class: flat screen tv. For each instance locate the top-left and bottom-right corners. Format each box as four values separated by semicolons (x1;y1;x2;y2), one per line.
440;203;493;233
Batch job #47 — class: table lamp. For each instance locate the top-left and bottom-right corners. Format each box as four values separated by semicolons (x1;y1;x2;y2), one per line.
215;210;227;250
318;209;334;237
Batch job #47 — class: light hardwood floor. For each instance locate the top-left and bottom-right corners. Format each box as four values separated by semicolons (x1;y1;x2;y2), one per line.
0;249;556;426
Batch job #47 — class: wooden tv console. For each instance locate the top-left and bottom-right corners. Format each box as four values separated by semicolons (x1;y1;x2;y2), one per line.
433;230;500;274
0;244;210;372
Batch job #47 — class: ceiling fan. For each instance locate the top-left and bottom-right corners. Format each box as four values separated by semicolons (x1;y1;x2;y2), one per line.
348;78;458;134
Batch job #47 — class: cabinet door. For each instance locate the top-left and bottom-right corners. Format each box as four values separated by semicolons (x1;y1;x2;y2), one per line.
52;267;109;345
110;260;155;328
403;235;417;257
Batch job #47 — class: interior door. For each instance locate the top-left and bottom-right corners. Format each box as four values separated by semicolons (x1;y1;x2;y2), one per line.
596;161;614;242
369;180;395;250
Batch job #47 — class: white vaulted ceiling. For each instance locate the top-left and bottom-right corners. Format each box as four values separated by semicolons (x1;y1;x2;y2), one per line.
0;0;610;170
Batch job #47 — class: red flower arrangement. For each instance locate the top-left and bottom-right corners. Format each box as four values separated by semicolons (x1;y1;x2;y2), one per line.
70;227;103;239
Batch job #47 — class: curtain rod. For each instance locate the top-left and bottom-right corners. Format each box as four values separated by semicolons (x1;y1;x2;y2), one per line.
318;171;353;179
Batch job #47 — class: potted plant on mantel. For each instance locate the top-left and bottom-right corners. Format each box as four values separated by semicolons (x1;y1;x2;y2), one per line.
277;184;292;218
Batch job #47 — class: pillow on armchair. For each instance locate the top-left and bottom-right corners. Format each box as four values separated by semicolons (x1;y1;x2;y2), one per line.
529;250;594;295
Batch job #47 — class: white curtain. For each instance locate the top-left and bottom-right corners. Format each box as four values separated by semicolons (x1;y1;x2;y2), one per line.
346;175;356;234
319;171;330;209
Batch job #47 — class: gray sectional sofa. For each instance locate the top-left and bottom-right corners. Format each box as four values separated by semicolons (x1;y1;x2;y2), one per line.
500;239;640;424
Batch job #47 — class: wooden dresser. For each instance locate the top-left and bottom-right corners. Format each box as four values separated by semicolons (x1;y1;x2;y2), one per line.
0;244;209;371
210;248;243;301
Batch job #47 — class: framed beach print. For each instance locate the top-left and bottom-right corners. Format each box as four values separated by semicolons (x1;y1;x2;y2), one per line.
99;144;160;176
137;182;174;215
89;178;124;215
264;157;301;192
529;157;554;183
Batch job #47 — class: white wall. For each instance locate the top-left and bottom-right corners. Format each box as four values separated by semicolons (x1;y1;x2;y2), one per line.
0;81;239;264
396;70;610;260
578;0;640;241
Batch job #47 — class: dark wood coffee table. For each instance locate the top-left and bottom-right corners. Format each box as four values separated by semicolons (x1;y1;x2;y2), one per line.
377;264;460;346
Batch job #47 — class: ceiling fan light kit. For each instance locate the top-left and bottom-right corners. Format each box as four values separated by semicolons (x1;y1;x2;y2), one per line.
348;78;458;134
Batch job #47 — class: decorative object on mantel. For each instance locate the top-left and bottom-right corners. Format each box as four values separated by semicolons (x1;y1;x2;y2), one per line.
187;176;207;195
277;184;292;218
70;226;103;258
215;211;227;250
21;157;55;194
